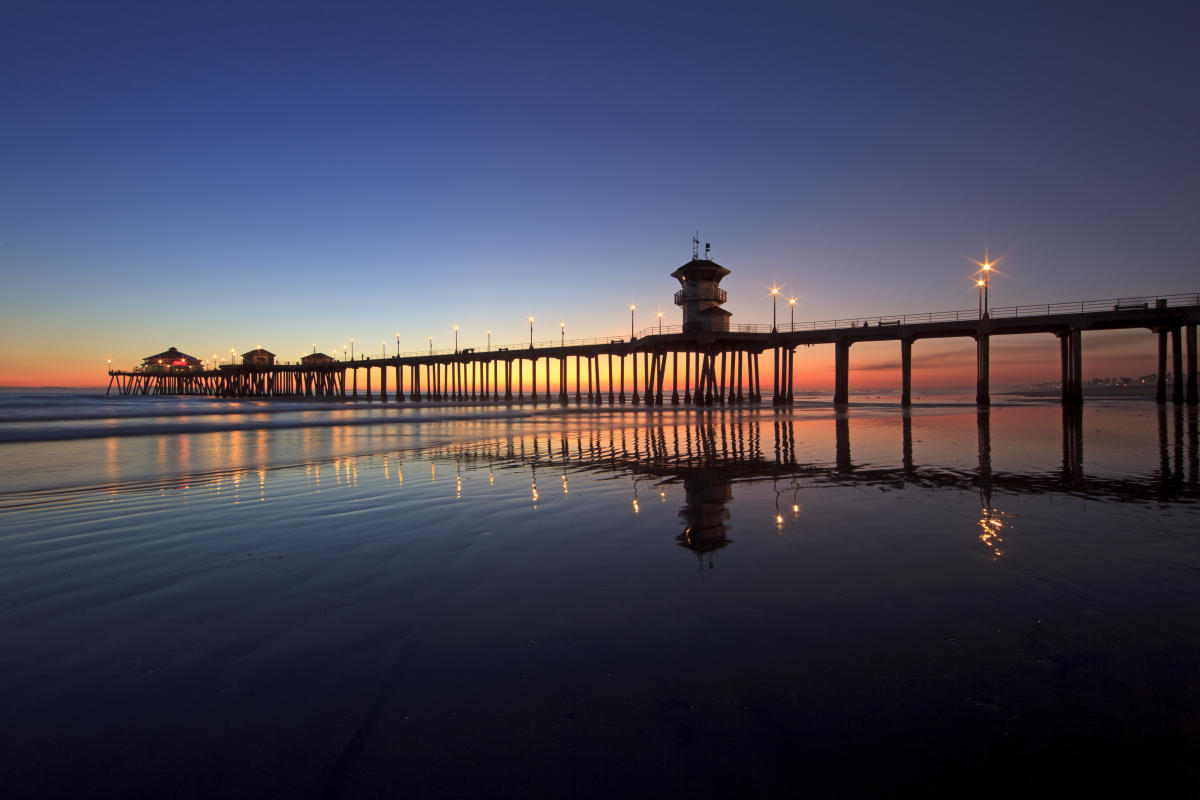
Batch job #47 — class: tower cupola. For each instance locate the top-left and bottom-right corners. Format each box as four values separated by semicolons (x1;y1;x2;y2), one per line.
671;234;731;333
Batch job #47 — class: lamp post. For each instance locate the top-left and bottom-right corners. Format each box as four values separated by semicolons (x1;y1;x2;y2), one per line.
528;316;535;349
982;262;991;316
395;332;400;355
629;304;636;338
350;338;355;361
487;330;491;351
770;287;780;331
382;340;386;357
453;325;459;354
428;336;432;355
312;342;316;354
657;310;662;335
560;321;565;346
342;346;347;361
977;279;985;319
789;297;797;331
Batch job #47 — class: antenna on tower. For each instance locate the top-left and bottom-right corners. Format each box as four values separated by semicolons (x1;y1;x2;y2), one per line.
692;231;700;260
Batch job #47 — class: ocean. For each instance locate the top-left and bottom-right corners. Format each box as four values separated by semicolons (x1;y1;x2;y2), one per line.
1;392;1198;797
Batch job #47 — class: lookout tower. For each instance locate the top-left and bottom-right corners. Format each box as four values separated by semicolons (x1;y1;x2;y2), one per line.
671;234;731;333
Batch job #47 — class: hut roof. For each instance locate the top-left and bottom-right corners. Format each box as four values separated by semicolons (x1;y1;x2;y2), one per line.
670;258;730;283
243;348;276;357
142;346;201;365
301;352;335;363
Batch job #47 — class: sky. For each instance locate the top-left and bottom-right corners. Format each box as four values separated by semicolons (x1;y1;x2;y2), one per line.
1;1;1197;389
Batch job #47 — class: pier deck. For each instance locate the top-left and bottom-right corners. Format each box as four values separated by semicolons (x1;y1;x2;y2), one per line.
108;293;1200;407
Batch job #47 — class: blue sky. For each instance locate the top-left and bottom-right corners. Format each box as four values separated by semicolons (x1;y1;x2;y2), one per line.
2;1;1197;384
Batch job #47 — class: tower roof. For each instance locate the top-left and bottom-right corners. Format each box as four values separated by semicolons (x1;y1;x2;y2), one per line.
670;258;730;283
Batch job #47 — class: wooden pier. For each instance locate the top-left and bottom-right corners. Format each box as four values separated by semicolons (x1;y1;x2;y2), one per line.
108;293;1200;407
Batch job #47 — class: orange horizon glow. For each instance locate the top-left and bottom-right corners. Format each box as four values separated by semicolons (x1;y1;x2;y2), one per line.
7;328;1165;393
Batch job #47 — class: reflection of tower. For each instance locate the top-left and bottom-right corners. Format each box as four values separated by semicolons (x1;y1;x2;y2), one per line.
672;235;732;333
676;469;733;568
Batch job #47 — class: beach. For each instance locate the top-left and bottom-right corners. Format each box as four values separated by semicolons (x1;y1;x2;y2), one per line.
1;394;1198;797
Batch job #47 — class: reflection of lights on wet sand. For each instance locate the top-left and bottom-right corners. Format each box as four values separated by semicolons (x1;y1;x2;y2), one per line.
978;508;1008;558
632;498;639;513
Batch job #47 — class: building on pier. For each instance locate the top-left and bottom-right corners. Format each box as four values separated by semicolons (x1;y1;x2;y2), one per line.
672;239;731;333
141;347;202;373
301;352;336;366
242;348;276;366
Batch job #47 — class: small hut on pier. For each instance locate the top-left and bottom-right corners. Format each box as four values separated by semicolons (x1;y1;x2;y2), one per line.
141;347;202;373
301;352;335;366
242;348;276;366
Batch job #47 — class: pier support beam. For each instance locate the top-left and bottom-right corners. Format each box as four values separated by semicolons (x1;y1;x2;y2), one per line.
901;338;913;407
1070;329;1082;404
631;352;639;405
1060;333;1070;403
833;340;850;406
1172;326;1184;404
975;333;990;408
671;351;679;404
1157;329;1168;403
772;346;781;405
686;350;696;402
1188;324;1198;404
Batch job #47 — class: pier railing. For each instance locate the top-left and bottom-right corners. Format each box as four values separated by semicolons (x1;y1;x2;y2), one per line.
111;292;1200;371
631;291;1200;338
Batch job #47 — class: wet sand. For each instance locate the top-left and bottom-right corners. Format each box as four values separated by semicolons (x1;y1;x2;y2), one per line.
1;397;1198;797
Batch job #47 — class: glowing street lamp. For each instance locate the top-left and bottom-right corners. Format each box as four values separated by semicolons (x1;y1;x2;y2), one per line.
528;316;535;349
981;261;992;315
486;330;492;351
657;309;663;335
428;336;433;355
396;332;400;355
971;251;999;317
312;342;316;354
629;304;636;338
350;338;355;360
453;324;459;353
789;297;797;331
382;340;386;357
560;321;565;347
770;286;780;331
976;279;986;319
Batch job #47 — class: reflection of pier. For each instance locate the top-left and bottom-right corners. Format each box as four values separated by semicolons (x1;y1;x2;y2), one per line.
107;292;1200;408
436;409;1198;503
429;407;1199;562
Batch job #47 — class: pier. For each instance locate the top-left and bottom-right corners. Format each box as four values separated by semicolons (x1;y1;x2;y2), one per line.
108;291;1199;407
